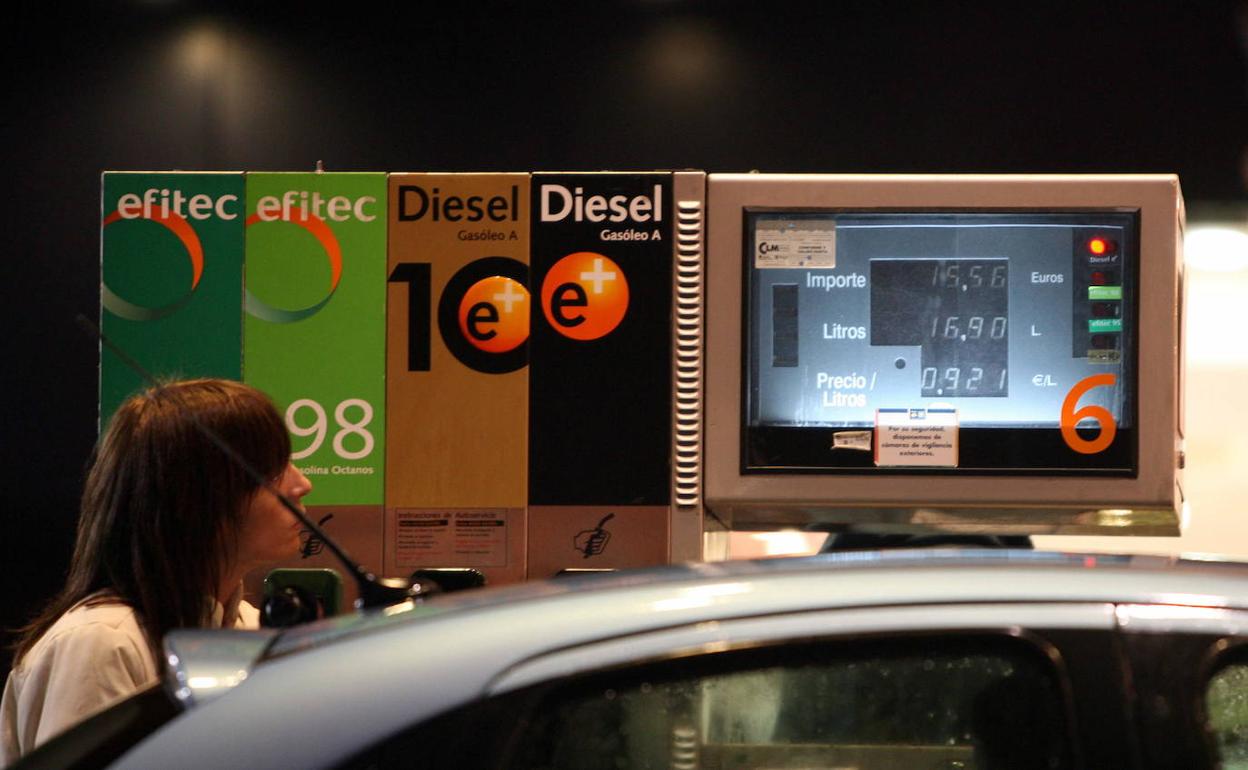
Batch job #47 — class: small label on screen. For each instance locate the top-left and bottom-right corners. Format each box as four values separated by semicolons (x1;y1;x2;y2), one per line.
755;222;836;268
832;430;873;451
874;408;959;467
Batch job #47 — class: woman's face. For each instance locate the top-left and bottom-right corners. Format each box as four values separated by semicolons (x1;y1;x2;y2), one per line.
235;463;313;569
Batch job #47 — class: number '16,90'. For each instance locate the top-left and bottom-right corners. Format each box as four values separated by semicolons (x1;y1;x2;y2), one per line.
929;315;1007;340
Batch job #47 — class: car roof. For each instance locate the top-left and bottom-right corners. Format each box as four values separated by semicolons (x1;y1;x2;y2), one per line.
127;549;1248;770
262;549;1248;661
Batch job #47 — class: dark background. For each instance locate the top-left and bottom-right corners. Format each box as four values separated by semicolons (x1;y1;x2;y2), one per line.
4;0;1247;676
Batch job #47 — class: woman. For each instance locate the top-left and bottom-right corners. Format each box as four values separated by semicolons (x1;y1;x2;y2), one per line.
1;379;312;762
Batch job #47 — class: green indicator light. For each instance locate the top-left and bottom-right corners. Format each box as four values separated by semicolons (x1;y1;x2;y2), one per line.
1089;318;1123;333
1088;285;1123;300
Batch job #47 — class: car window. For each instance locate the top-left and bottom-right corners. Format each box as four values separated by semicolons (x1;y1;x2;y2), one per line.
342;634;1072;770
1206;660;1248;769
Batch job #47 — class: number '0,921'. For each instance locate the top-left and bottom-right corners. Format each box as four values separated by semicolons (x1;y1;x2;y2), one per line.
921;367;1006;392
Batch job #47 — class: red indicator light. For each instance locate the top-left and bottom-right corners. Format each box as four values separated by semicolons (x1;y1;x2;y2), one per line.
1088;237;1116;256
1090;271;1107;285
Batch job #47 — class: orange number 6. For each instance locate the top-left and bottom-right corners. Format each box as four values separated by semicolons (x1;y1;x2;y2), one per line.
1060;374;1118;454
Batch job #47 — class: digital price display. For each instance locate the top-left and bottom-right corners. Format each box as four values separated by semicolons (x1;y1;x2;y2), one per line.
871;258;1009;398
744;211;1138;472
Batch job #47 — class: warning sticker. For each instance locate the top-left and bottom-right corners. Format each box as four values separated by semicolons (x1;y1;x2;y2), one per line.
874;408;959;467
755;223;837;269
394;509;509;568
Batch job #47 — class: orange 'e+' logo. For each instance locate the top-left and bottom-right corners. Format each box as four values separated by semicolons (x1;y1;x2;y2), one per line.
458;276;530;354
541;252;629;341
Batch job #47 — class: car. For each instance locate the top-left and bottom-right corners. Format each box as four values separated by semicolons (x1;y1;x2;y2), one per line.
16;549;1248;769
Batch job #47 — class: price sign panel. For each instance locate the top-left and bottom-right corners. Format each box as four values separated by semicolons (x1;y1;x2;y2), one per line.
383;173;529;585
242;173;388;506
99;172;244;425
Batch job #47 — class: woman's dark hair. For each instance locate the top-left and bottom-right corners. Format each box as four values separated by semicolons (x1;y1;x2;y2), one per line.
13;379;290;665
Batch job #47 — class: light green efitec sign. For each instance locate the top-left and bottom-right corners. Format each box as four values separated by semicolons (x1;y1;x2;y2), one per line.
99;172;245;427
242;173;388;505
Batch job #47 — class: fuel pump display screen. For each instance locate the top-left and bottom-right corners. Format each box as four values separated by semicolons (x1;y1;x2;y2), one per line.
744;211;1138;473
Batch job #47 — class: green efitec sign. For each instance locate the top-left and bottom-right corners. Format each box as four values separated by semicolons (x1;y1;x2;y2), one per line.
99;172;245;426
242;173;388;506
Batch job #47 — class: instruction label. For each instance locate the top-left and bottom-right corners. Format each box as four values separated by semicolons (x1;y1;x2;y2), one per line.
875;408;959;467
755;223;837;269
394;509;509;568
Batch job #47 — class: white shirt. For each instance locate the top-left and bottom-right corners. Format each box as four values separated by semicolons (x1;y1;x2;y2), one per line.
1;587;258;765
